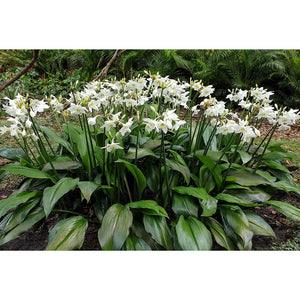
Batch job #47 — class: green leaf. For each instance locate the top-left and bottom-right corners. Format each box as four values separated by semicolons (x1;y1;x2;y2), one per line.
225;188;271;203
123;148;159;160
220;205;253;250
226;169;270;186
265;200;300;222
237;150;252;164
0;191;39;219
46;216;88;250
172;186;217;217
172;193;199;218
216;193;258;206
196;154;222;190
0;198;40;236
2;164;56;183
168;149;188;167
98;204;133;250
40;125;74;155
165;159;190;185
77;181;99;203
194;150;228;162
264;160;290;173
205;217;235;250
116;159;147;199
244;211;275;237
42;177;79;218
141;139;162;150
0;147;27;162
143;215;172;250
263;151;298;161
176;216;212;250
42;161;82;172
0;207;45;246
123;232;151;250
271;181;300;196
126;200;168;217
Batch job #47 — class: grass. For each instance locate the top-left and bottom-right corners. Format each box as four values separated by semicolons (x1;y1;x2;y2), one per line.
270;230;300;250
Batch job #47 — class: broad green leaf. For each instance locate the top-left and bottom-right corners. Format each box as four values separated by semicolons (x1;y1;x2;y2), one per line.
225;188;271;203
145;164;160;194
42;177;79;217
123;232;151;250
176;216;212;250
0;147;27;162
40;125;74;155
123;148;159;160
271;181;300;196
205;217;235;250
143;215;172;250
267;141;287;152
165;159;190;185
263;151;298;161
226;169;270;186
98;204;133;250
172;186;217;216
216;193;257;207
237;150;252;164
244;211;275;237
0;198;40;235
141;139;163;150
0;207;45;246
220;205;253;250
199;165;216;193
46;216;88;250
265;200;300;222
0;191;39;219
42;161;82;172
202;125;217;151
2;164;56;184
94;146;104;170
194;150;228;162
116;159;146;199
126;200;168;217
196;154;222;190
224;184;251;191
263;160;289;173
168;149;188;167
172;193;199;218
77;181;99;203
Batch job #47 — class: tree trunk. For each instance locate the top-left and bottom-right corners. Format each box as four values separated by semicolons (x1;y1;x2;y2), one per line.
0;50;40;93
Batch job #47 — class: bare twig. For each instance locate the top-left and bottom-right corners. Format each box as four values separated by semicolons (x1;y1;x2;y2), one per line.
0;50;40;93
94;49;126;81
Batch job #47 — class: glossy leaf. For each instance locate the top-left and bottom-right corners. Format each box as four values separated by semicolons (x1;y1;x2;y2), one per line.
176;216;212;250
226;169;270;186
126;200;168;217
172;186;217;216
0;198;40;236
237;150;252;164
220;205;253;250
143;215;172;250
123;232;151;250
42;161;82;172
265;200;300;222
225;188;271;203
77;181;99;203
2;164;56;183
216;193;260;207
40;125;74;154
0;191;39;219
165;159;190;185
0;147;27;162
172;193;199;218
263;151;298;161
244;210;275;237
46;216;88;250
0;207;45;246
123;148;159;160
205;217;235;250
98;204;133;250
264;160;289;173
42;177;79;217
116;159;146;199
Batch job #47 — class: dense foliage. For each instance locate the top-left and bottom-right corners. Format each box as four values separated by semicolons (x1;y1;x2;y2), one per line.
0;73;299;250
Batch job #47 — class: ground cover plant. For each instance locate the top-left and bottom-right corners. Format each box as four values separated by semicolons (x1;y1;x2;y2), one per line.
0;72;300;250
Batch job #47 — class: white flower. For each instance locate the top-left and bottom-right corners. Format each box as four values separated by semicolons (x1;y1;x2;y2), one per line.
157;120;172;134
102;141;123;152
101;120;116;131
88;115;100;126
25;119;32;128
173;120;186;130
200;85;215;97
144;118;157;133
119;118;133;136
68;104;88;115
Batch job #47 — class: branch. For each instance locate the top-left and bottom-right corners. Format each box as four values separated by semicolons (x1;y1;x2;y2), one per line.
0;50;40;93
94;49;126;81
